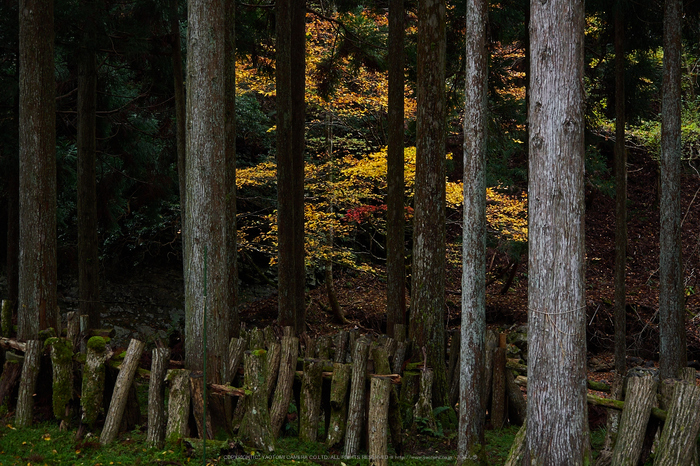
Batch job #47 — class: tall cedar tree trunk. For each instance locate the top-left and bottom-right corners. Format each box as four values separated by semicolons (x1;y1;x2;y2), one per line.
276;0;306;335
459;0;488;462
613;2;627;375
18;0;57;338
170;0;186;232
525;0;590;463
409;0;448;408
225;0;239;339
184;0;230;382
77;14;100;329
659;0;686;379
7;162;19;308
386;0;405;339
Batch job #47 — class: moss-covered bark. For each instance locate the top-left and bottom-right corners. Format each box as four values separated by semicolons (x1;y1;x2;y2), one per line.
81;336;108;428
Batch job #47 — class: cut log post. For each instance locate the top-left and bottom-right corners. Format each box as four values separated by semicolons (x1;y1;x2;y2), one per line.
347;330;358;363
299;358;323;442
317;335;331;360
146;347;170;448
302;333;316;359
413;368;436;432
399;370;420;427
248;328;265;351
227;337;246;384
190;374;213;439
447;331;460;408
392;341;407;375
344;337;370;457
270;335;300;436
0;300;12;337
165;369;191;443
265;341;281;400
65;312;80;352
505;369;526;426
483;329;498;412
47;337;74;429
595;373;624;466
100;338;145;445
334;330;349;363
79;315;89;353
653;381;700;466
80;337;110;430
239;349;274;452
15;340;42;428
0;359;21;408
371;345;403;455
326;362;351;448
368;375;391;466
491;347;507;429
610;373;657;466
394;324;406;343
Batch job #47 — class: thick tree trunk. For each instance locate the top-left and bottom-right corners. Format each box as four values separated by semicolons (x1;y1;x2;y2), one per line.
368;376;391;466
613;1;627;375
459;0;488;459
386;0;406;339
659;0;686;379
77;21;100;329
409;0;448;412
184;0;230;387
6;165;19;310
15;340;42;428
610;374;657;466
526;0;589;462
100;339;145;445
18;0;57;338
276;0;306;335
270;335;299;436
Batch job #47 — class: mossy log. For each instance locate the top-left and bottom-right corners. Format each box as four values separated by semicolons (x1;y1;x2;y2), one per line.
491;347;507;429
190;374;213;439
239;350;274;452
47;337;74;428
504;420;527;466
270;335;299;436
227;337;246;384
653;381;700;466
0;300;12;337
0;359;21;407
265;342;281;400
100;338;145;445
344;337;370;457
586;393;667;422
146;347;170;448
368;375;391;466
299;358;323;442
16;340;42;428
0;336;26;352
165;369;191;443
608;373;657;466
326;362;351;448
413;369;436;432
80;338;108;429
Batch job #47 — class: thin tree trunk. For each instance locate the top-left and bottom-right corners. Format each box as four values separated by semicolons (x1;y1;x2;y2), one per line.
170;0;186;229
659;0;686;379
18;0;57;338
526;0;589;462
386;0;406;339
409;0;449;411
460;0;488;460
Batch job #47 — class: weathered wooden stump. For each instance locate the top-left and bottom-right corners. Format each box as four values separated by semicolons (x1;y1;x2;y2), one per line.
327;362;351;447
270;335;300;436
447;331;460;408
239;349;274;452
399;370;420;427
65;312;80;352
413;368;436;432
190;374;213;439
299;358;323;442
368;375;391;466
47;337;74;429
80;337;109;431
334;330;349;364
595;372;623;466
146;347;170;448
491;346;507;429
344;337;370;457
265;341;281;399
653;381;700;466
165;369;191;443
0;358;21;408
371;345;402;455
610;373;657;466
16;340;42;428
392;340;407;374
100;338;145;445
227;337;246;384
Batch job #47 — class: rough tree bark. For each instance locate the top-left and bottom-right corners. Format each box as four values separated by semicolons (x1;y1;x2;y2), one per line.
459;0;488;461
386;0;406;339
409;0;449;410
184;0;230;384
276;0;306;335
525;0;590;463
18;0;57;338
659;0;686;379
